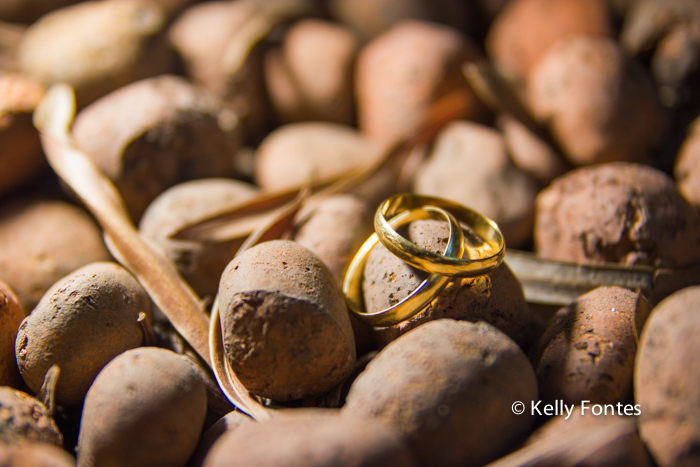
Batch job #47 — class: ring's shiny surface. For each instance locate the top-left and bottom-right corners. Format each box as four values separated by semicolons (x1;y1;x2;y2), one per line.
343;206;464;327
375;194;506;277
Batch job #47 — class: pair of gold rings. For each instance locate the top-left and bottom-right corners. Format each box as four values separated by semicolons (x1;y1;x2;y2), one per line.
343;194;505;327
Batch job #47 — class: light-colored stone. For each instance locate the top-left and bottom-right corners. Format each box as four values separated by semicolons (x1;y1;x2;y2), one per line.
413;121;538;247
355;20;485;146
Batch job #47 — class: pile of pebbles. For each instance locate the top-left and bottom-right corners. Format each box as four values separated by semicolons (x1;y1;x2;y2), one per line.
1;0;700;466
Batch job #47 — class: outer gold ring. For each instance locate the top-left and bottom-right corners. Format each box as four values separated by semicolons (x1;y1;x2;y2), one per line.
375;194;505;277
343;206;464;327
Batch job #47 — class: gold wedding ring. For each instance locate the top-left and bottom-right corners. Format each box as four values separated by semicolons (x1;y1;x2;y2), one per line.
375;194;505;277
344;206;464;327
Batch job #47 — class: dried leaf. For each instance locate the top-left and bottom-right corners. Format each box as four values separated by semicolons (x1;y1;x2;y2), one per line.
33;83;265;418
235;186;309;255
209;297;273;421
171;179;336;242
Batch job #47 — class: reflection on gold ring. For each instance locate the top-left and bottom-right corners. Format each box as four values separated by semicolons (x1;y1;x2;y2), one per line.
343;206;463;327
375;193;505;277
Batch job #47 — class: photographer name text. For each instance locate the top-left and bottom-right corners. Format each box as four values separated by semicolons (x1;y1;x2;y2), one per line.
511;400;641;419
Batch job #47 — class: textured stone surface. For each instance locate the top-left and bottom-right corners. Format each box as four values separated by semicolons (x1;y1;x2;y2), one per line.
535;162;700;267
219;241;355;401
343;320;537;467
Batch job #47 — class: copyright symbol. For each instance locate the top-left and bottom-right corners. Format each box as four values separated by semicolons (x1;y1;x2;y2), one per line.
512;401;525;415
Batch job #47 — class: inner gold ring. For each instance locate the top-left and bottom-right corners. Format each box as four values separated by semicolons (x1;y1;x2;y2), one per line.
343;206;464;327
375;194;505;277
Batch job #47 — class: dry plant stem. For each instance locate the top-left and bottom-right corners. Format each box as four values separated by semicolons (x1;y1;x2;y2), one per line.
209;297;272;421
170;185;317;242
137;311;156;346
33;84;264;419
463;60;567;159
36;364;59;417
463;61;540;133
169;170;360;242
505;249;700;306
172;90;471;244
235;187;309;256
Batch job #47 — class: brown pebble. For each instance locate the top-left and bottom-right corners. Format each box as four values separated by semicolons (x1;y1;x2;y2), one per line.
486;0;611;83
355;20;485;146
218;240;356;401
497;114;569;186
139;178;259;298
16;262;151;406
520;408;652;466
168;0;273;141
635;285;700;467
413;121;539;247
264;19;358;125
0;387;62;447
190;411;253;467
535;162;700;267
527;36;663;166
203;410;417;467
530;286;650;406
18;0;171;107
72;75;241;221
0;280;24;387
254;122;382;193
77;347;207;467
0;199;111;311
0;443;75;467
343;319;537;467
674;117;700;207
293;194;374;286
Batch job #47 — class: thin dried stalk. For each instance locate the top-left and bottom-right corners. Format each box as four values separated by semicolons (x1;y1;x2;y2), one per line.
505;249;700;305
171;179;336;242
171;90;472;244
37;365;60;417
463;60;573;155
463;61;542;136
33;83;264;418
137;311;156;346
235;186;309;255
